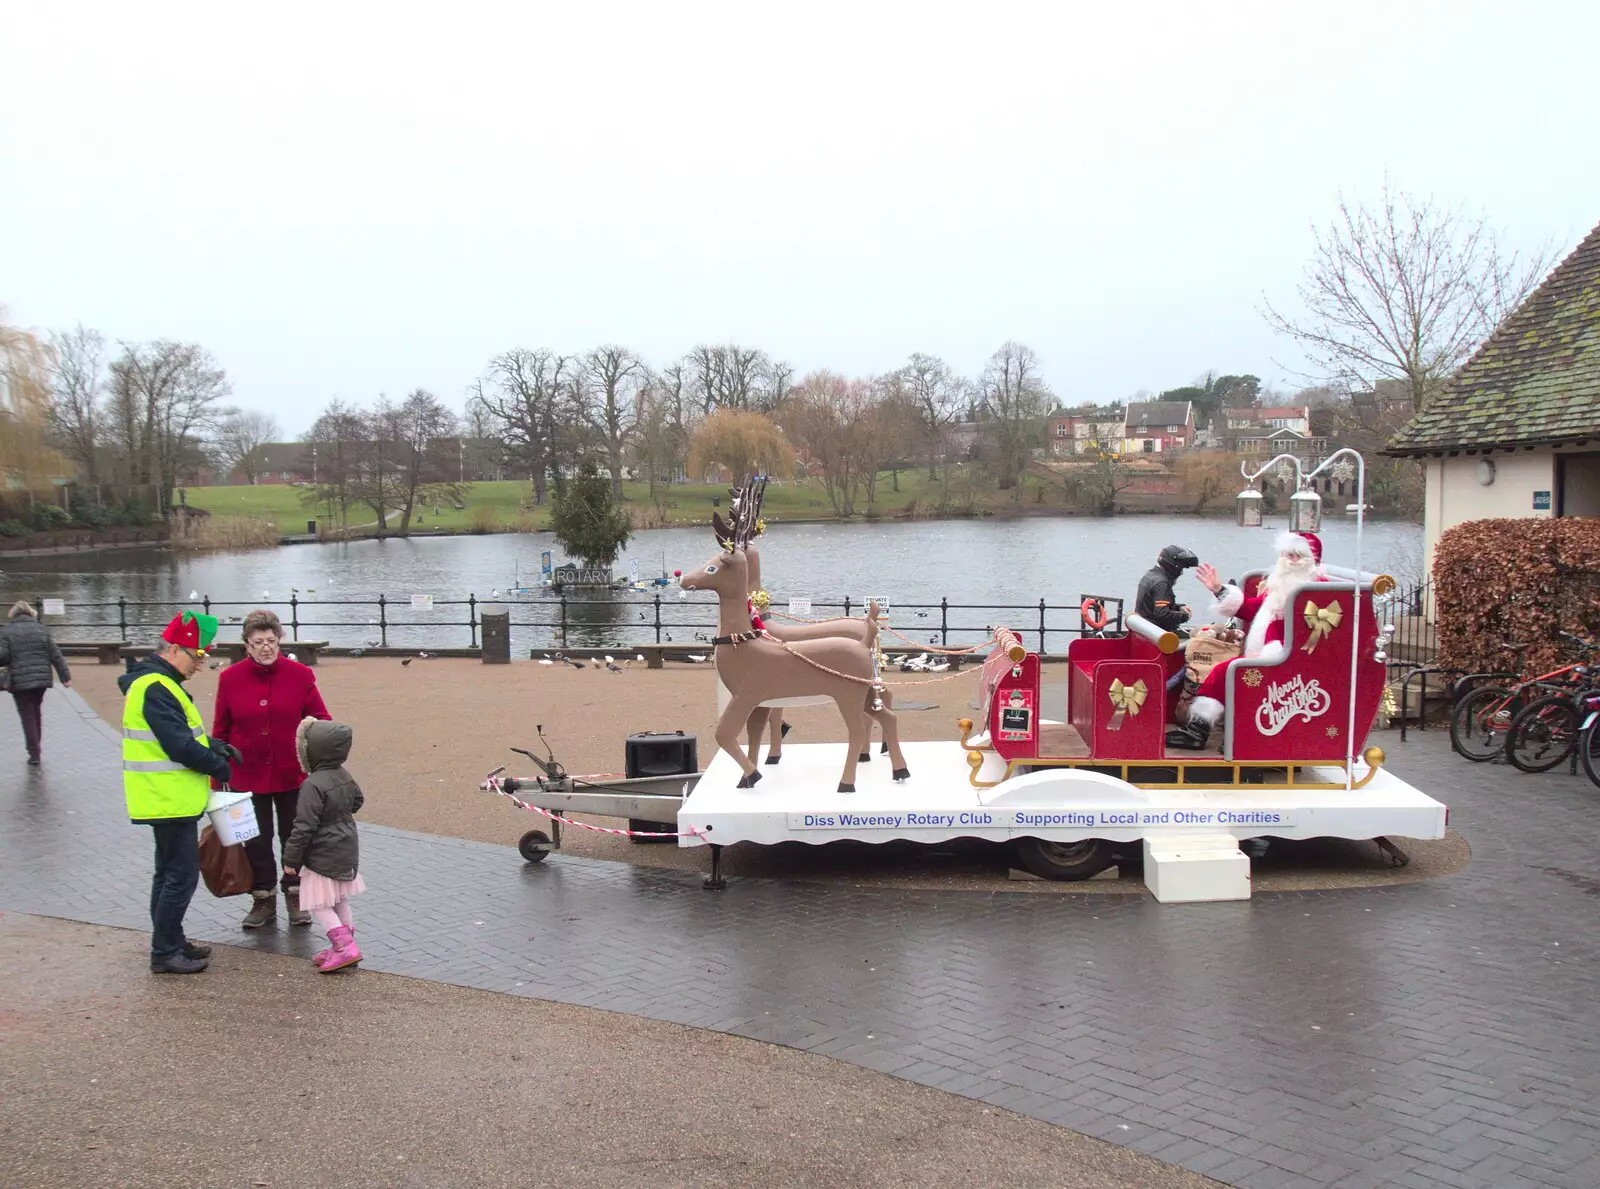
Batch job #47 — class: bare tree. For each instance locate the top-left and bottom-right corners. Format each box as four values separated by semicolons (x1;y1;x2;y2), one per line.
896;352;965;478
47;324;106;489
1263;183;1555;412
686;343;774;412
372;389;461;533
104;340;231;513
779;371;876;516
475;348;574;504
581;345;645;498
979;341;1052;496
215;409;281;484
300;398;364;530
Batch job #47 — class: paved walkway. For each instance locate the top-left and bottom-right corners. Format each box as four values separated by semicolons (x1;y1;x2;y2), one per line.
4;688;1599;1189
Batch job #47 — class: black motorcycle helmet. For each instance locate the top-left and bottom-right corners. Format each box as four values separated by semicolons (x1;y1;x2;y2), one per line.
1157;545;1199;578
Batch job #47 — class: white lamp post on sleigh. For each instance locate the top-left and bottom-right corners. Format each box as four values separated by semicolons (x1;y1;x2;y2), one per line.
1235;448;1374;790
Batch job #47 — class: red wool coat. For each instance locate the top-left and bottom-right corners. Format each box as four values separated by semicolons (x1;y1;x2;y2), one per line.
211;657;332;794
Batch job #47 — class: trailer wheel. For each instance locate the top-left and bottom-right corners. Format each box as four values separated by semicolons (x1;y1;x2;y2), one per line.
518;830;553;863
1015;837;1114;881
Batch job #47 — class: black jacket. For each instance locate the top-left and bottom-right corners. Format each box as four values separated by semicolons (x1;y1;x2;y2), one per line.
1135;565;1191;632
0;616;71;691
283;719;362;882
117;655;233;785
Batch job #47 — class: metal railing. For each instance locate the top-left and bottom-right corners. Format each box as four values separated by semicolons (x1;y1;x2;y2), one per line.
31;591;1129;654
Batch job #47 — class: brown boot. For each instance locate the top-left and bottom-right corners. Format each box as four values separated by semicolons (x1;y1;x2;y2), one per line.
284;888;312;927
242;890;277;929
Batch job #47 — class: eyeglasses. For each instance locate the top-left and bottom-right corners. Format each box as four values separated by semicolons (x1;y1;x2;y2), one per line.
247;638;280;650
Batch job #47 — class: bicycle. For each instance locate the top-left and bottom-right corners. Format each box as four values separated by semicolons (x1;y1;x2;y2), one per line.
1504;632;1600;774
1449;635;1597;763
1574;689;1600;789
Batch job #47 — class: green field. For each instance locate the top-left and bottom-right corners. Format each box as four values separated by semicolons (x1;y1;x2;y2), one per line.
183;468;1068;535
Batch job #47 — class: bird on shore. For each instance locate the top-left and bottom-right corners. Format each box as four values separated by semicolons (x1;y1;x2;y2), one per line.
401;658;413;666
686;654;708;664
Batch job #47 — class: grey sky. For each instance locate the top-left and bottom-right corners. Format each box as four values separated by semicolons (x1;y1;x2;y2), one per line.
4;1;1595;433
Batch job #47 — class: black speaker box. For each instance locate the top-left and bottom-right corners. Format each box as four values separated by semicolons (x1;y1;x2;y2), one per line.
625;732;697;840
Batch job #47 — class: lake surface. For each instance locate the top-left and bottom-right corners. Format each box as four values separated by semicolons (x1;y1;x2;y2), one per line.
2;515;1423;652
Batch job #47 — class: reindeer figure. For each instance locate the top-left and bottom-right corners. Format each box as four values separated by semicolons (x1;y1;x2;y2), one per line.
681;546;909;792
714;480;904;768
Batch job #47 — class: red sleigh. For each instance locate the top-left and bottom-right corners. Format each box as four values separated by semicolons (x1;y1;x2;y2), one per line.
975;570;1388;778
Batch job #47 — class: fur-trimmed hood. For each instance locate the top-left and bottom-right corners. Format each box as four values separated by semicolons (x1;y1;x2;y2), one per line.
297;717;352;773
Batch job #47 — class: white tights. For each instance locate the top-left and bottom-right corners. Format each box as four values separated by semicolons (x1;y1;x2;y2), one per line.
310;900;354;934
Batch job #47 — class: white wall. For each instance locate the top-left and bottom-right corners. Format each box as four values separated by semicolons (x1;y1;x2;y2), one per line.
1423;450;1555;580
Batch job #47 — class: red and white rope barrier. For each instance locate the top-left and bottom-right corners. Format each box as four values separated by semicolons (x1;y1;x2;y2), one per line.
480;775;704;839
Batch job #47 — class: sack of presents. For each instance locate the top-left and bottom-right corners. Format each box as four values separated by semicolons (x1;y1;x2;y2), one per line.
1173;624;1244;724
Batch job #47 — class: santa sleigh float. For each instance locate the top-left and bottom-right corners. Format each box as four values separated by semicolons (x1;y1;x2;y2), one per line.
483;452;1446;903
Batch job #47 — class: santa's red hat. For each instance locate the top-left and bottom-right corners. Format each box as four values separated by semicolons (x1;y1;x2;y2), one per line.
1275;530;1322;565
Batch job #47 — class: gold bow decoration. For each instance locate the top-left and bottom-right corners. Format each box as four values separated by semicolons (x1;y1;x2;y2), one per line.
750;588;771;612
1301;599;1344;654
1106;678;1147;731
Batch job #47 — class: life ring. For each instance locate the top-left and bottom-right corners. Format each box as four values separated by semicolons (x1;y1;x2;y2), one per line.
1081;598;1109;631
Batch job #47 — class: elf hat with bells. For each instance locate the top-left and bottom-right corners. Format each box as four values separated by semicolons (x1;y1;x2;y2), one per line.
161;610;220;653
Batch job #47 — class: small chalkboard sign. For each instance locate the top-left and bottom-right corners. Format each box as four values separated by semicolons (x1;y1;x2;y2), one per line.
1000;705;1033;735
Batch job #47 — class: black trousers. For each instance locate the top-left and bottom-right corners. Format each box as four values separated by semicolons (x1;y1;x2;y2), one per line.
245;789;301;893
149;819;200;960
10;688;45;759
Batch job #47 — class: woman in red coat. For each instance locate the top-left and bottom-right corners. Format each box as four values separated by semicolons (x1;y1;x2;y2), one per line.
212;609;331;929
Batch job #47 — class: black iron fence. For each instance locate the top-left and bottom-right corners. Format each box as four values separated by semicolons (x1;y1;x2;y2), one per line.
31;591;1130;655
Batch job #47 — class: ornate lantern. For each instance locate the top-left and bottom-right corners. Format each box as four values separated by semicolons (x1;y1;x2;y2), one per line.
1289;484;1322;533
1235;485;1264;528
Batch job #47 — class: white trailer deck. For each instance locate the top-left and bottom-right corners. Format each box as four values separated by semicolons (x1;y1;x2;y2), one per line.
676;741;1447;851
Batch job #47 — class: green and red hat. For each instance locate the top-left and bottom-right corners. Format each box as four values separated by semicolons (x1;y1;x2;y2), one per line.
161;610;219;652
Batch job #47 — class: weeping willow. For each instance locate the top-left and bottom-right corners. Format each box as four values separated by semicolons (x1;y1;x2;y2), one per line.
0;308;70;491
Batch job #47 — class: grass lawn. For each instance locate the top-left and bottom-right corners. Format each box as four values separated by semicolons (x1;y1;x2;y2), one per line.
182;467;1070;535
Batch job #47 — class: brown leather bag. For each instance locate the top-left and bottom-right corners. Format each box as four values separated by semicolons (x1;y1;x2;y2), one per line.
199;823;254;897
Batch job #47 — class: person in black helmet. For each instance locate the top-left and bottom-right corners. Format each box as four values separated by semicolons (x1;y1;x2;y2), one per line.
1135;545;1200;632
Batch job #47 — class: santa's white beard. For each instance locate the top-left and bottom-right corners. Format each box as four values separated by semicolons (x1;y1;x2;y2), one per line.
1262;555;1317;616
1245;555;1317;659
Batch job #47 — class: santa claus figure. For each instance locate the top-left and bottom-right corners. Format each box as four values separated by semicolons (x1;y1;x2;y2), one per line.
1167;531;1327;750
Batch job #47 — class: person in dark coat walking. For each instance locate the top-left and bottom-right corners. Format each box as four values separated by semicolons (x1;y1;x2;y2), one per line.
0;600;72;765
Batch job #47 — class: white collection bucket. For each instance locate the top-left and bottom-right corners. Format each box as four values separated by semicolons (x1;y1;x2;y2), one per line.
206;789;261;847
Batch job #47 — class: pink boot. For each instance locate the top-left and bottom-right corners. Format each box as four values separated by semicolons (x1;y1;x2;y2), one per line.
316;926;361;973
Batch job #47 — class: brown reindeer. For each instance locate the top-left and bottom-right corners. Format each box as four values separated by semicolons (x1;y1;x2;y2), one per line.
713;480;901;767
680;546;909;792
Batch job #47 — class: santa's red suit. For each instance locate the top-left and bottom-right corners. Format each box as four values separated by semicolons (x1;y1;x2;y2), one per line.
1188;531;1327;728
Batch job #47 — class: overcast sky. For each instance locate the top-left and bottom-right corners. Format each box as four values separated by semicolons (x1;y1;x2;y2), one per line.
4;1;1596;434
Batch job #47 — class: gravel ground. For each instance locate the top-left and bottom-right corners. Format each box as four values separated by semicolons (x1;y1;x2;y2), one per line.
0;912;1217;1189
70;657;1467;892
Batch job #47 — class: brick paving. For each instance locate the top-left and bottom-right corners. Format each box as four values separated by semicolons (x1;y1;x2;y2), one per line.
4;688;1599;1189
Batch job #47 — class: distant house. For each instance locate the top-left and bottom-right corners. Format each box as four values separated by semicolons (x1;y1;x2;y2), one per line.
1387;217;1600;576
1121;401;1194;454
226;443;314;486
1049;405;1126;456
1217;405;1311;451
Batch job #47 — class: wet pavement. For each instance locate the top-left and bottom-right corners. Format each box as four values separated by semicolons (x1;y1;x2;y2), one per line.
4;688;1598;1188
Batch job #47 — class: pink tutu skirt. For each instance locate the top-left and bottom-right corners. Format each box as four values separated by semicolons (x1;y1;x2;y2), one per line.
296;868;366;910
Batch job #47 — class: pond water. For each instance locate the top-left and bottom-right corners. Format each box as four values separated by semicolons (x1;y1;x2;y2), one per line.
2;515;1423;652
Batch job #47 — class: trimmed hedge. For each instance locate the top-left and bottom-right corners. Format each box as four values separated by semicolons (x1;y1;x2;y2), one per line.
1433;518;1600;675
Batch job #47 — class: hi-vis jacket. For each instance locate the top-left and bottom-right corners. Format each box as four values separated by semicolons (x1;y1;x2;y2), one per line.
119;656;231;822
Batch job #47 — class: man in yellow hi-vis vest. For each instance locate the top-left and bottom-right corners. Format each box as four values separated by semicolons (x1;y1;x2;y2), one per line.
120;611;241;974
